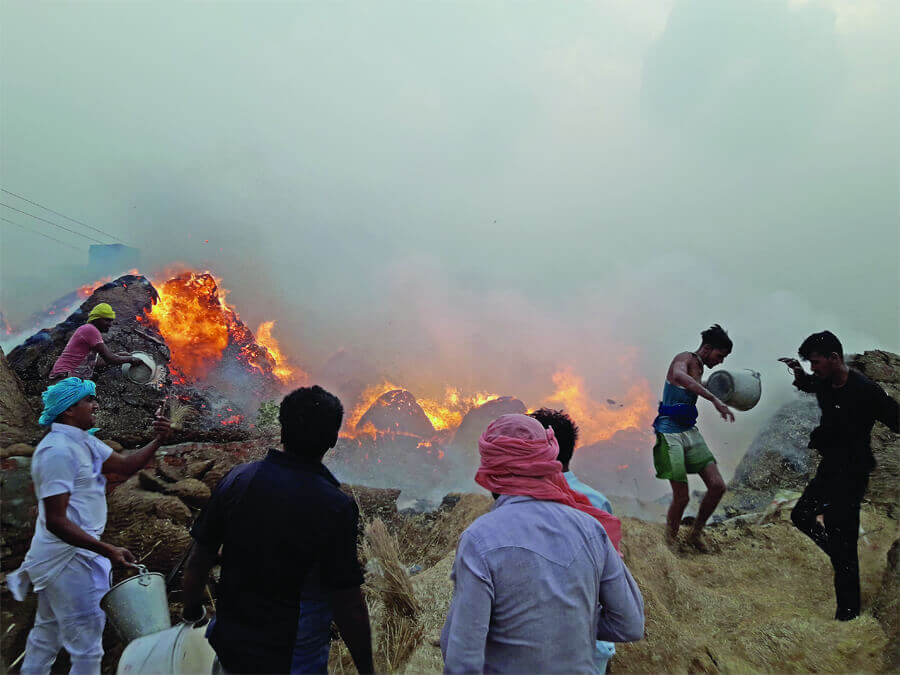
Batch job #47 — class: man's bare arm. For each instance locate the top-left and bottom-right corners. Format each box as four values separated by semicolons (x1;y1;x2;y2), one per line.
182;542;218;621
94;342;142;367
102;415;171;476
670;357;734;422
331;586;374;674
44;493;135;566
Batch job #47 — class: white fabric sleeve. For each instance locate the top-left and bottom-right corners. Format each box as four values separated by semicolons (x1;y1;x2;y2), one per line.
33;446;79;499
87;436;114;464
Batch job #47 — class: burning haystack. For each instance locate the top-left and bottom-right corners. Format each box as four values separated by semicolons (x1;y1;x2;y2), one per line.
6;272;289;445
356;389;436;438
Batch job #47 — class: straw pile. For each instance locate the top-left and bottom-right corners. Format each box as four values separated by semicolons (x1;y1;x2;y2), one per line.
329;498;897;674
330;518;425;674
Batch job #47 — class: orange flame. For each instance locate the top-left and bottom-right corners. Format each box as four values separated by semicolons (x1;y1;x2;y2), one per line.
77;269;140;297
145;272;231;380
542;367;654;445
342;381;501;437
344;380;403;433
255;321;304;385
418;387;500;431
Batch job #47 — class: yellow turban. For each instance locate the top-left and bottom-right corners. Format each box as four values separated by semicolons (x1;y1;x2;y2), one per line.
88;303;116;322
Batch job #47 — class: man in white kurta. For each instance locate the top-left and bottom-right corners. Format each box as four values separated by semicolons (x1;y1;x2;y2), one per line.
8;377;170;675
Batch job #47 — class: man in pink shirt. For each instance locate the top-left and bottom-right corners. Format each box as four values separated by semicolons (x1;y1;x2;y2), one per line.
49;303;142;381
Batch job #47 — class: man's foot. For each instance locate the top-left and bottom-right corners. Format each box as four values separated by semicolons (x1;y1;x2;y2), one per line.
685;530;712;552
835;609;860;622
665;528;679;548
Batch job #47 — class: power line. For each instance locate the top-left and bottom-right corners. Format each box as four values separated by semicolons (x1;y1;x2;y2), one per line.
1;188;127;244
0;202;105;244
0;216;84;252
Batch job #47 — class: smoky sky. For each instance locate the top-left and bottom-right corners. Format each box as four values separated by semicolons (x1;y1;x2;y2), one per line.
1;1;898;478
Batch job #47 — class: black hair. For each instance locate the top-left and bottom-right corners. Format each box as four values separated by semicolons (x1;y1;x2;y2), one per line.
798;331;843;361
700;324;733;351
529;408;579;468
279;385;344;458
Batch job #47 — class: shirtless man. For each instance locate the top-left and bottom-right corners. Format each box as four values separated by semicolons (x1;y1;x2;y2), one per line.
653;324;734;548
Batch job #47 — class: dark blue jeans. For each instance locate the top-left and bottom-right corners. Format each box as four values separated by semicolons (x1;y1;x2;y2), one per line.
206;599;333;674
291;600;333;674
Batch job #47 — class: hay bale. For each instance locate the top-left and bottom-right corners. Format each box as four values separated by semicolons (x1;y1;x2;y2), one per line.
138;469;168;493
200;458;240;491
104;518;192;574
108;476;191;527
872;538;900;670
186;460;215;479
0;443;35;459
156;462;184;483
165;478;211;508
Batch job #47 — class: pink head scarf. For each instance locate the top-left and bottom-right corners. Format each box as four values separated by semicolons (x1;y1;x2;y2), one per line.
475;414;622;552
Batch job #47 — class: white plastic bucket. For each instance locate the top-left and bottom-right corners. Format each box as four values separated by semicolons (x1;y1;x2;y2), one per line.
705;368;762;411
100;564;171;644
116;620;216;675
122;352;156;385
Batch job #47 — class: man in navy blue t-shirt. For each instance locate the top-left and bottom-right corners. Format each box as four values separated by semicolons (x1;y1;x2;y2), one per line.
182;386;373;674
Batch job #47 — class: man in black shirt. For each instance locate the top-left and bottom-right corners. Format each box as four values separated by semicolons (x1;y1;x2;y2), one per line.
780;331;899;621
181;386;373;673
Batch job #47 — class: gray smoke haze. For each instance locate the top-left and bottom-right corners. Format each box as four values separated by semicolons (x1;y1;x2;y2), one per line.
2;1;898;490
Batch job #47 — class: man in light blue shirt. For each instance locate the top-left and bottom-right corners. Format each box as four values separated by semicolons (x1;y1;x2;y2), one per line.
531;408;616;673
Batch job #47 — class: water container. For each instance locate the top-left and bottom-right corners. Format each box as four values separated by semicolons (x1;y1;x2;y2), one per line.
100;564;171;644
122;352;156;385
116;621;216;675
705;369;762;411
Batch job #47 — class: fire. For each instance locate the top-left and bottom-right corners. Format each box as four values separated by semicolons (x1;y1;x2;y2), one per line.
342;381;500;437
542;367;654;445
344;380;403;432
77;269;139;297
255;321;303;385
418;387;500;431
145;272;231;380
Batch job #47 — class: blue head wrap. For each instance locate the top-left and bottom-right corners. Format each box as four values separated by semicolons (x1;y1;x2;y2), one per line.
39;377;97;427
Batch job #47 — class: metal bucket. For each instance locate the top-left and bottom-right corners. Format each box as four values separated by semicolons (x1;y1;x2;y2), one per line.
705;368;762;411
101;564;171;644
116;618;216;675
122;352;157;385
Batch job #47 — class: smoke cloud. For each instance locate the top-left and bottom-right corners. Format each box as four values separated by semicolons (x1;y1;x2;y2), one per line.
2;1;897;495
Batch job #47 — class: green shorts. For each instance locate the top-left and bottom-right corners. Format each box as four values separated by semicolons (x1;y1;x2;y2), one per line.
653;428;716;483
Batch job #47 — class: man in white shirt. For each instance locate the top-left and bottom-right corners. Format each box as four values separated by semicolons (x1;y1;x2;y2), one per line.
530;408;617;673
9;377;170;675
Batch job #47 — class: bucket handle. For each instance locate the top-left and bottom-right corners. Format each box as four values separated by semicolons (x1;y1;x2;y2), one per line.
109;563;150;587
181;605;209;627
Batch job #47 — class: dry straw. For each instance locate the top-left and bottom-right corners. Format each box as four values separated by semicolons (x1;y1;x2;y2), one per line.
166;397;198;431
330;517;425;673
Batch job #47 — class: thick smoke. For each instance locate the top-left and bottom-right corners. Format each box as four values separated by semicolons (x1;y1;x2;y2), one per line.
2;1;897;503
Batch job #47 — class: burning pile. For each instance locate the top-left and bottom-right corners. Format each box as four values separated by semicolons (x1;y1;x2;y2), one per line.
140;271;301;389
6;267;657;492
